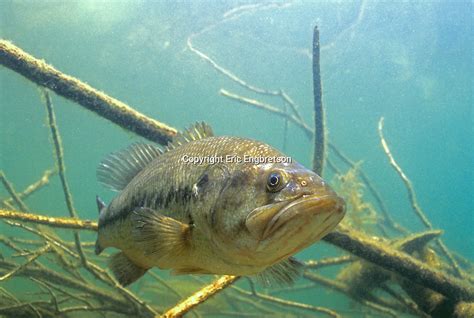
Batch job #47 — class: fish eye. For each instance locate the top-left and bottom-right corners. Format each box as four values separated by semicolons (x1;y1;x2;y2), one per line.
267;172;283;192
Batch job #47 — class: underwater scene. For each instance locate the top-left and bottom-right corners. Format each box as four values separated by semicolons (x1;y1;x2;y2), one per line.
0;1;472;317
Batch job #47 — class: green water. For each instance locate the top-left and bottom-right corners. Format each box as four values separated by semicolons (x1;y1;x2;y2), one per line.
1;1;472;317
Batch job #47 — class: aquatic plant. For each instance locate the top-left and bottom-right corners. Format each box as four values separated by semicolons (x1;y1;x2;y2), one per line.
333;163;380;232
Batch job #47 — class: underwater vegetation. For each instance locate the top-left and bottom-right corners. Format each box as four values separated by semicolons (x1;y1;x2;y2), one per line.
1;3;473;318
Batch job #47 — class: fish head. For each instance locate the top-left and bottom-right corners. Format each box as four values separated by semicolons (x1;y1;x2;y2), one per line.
209;160;345;267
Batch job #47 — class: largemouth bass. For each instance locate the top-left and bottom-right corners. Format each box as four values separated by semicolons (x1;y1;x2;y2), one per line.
95;123;345;286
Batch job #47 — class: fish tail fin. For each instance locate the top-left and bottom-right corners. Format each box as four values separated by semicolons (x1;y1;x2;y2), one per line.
109;252;148;286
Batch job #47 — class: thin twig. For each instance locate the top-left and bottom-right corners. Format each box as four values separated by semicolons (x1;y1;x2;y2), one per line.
42;90;93;274
380;284;429;318
220;89;313;137
303;272;398;318
0;258;139;316
232;284;340;318
0;171;30;212
188;37;279;96
9;217;155;316
378;117;464;278
31;277;60;313
148;271;184;300
2;168;57;208
0;243;51;281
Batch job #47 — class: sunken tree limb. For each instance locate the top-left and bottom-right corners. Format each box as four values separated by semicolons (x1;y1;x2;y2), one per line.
0;40;176;146
324;225;474;301
312;26;325;176
0;208;98;231
2;38;473;314
160;276;240;318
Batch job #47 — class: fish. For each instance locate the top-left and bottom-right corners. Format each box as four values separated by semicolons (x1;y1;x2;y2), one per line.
94;122;345;286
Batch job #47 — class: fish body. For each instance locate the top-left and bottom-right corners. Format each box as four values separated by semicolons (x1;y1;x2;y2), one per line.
95;123;345;286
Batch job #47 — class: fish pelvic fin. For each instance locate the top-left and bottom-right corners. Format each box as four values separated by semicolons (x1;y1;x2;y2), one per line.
131;207;191;258
166;122;214;151
109;252;148;286
254;257;304;286
97;143;162;191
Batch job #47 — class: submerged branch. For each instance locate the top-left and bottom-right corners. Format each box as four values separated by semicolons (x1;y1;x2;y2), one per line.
303;272;399;317
0;258;143;316
0;209;97;231
1;30;472;317
232;284;340;318
160;275;240;318
188;30;280;96
41;90;89;268
219;89;313;137
1;168;56;208
0;171;30;212
378;117;464;278
0;40;176;145
324;225;474;301
0;243;51;281
312;26;325;176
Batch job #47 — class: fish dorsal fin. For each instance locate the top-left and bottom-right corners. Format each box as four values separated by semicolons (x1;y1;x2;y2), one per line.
97;143;162;191
254;257;304;286
166;122;214;151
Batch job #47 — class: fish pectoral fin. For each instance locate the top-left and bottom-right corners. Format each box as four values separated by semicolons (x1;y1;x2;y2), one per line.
131;207;191;258
253;257;303;286
109;252;148;286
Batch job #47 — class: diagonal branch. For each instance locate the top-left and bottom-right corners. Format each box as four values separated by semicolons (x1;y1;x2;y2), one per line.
378;117;464;278
160;275;240;318
0;40;176;145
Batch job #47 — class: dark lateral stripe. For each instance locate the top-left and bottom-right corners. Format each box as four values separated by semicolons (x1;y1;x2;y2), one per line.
100;186;194;227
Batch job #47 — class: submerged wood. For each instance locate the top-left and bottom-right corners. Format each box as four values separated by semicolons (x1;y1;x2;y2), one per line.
324;225;474;301
312;26;325;176
0;40;176;146
160;275;239;318
0;209;97;231
1;169;56;208
42;89;90;269
0;258;146;316
2;207;472;304
1;33;473;316
0;171;30;212
378;117;464;278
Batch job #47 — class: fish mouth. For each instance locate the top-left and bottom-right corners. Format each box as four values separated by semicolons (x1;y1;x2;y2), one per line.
246;193;345;241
